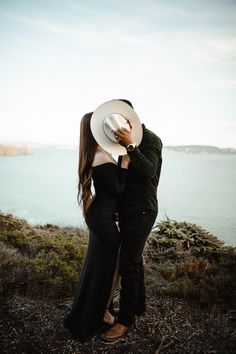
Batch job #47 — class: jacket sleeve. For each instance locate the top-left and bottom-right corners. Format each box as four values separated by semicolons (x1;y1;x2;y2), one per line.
128;138;162;180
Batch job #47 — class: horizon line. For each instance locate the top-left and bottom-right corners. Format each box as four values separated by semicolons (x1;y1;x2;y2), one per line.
0;141;236;150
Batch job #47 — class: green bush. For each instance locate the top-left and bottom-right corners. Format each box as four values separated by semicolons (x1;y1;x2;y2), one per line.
1;212;235;305
145;218;236;305
0;212;88;299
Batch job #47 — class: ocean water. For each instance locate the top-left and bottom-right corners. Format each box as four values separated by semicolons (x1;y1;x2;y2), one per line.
0;148;235;246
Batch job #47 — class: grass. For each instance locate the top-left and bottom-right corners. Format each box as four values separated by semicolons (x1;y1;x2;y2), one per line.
1;212;235;305
0;212;88;299
145;218;236;305
1;212;235;354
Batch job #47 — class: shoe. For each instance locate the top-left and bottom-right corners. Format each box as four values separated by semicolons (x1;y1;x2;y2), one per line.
100;322;131;342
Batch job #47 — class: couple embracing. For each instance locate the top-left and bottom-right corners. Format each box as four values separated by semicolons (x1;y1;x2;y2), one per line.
63;99;162;343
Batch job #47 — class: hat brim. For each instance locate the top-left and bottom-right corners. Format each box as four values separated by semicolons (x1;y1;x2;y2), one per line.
90;100;143;155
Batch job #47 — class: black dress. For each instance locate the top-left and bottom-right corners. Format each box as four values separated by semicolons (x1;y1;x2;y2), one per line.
63;162;127;343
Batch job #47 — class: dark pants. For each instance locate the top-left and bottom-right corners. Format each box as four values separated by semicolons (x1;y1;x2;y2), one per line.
117;208;157;326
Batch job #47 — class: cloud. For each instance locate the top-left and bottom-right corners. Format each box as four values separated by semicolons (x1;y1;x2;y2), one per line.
1;9;145;47
180;31;236;63
2;8;236;69
184;79;236;89
2;2;236;65
1;11;103;42
0;1;236;148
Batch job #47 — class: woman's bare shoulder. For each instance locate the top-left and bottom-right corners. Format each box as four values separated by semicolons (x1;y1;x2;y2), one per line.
92;150;117;167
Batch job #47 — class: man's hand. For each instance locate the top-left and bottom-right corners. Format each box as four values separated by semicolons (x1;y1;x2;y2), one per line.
113;128;134;147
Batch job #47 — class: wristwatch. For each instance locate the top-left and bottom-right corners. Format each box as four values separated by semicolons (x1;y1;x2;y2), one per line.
125;143;136;152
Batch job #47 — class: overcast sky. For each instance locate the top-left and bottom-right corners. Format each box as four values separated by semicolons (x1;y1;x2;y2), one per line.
0;0;236;148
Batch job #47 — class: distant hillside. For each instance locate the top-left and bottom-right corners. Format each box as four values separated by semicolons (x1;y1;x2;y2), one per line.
0;144;32;156
164;145;236;154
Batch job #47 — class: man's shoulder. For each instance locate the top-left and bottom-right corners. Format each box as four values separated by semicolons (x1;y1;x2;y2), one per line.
142;125;163;149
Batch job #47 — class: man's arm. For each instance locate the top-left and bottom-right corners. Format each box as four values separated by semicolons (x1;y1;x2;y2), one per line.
128;139;161;179
114;127;162;180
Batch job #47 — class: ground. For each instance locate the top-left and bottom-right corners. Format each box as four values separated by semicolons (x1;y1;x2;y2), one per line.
1;276;235;354
0;213;235;353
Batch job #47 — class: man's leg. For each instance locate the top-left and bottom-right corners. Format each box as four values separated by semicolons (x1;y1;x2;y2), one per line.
135;259;146;316
117;209;157;326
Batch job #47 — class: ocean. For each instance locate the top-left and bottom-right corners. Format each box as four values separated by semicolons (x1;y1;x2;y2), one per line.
0;147;235;246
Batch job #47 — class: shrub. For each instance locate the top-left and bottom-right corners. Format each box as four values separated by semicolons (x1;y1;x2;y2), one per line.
0;212;88;299
145;218;236;305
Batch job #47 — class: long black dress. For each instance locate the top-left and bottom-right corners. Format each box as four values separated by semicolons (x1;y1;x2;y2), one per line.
63;162;127;343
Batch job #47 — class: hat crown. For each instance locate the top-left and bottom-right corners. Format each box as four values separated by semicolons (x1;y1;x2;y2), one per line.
103;113;130;142
90;99;143;155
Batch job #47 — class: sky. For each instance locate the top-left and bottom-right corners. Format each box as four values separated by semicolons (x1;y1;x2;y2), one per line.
0;0;236;148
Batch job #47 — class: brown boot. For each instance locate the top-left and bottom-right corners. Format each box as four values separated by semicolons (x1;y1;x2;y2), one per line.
100;322;131;342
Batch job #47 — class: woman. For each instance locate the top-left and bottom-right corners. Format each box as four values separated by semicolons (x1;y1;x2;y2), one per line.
63;112;129;343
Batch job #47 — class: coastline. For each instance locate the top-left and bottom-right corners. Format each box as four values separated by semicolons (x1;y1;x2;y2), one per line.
1;142;236;155
0;144;32;156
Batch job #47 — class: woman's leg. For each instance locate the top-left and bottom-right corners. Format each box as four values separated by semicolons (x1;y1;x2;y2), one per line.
103;254;121;324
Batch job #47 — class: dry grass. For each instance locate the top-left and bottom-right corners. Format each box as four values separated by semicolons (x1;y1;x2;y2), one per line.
0;212;236;354
0;212;88;299
144;218;236;305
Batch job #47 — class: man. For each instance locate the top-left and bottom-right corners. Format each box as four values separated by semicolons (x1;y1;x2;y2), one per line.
101;99;163;341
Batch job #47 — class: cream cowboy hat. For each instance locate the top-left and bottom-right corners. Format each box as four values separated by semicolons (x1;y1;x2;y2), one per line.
90;99;143;155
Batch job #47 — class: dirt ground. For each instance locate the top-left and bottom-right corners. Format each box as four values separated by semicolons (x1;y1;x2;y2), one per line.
1;214;235;353
1;269;235;354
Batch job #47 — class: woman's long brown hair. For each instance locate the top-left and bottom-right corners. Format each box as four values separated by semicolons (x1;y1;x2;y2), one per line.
78;112;98;216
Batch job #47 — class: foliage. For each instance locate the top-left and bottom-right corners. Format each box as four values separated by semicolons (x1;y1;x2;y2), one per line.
0;212;88;299
145;218;236;305
1;213;235;353
1;212;235;305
